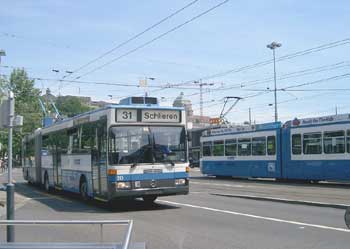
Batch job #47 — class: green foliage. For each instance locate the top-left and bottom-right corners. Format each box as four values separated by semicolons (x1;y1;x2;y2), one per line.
55;96;93;117
1;69;42;158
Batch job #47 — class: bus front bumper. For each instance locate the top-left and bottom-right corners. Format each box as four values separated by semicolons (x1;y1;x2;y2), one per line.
109;185;189;199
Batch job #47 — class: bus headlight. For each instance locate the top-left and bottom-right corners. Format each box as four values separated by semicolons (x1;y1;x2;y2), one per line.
116;182;131;189
175;179;186;185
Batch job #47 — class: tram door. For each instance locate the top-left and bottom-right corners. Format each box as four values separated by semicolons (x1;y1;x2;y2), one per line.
91;117;108;198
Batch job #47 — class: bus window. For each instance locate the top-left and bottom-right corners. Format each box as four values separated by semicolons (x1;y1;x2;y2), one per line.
303;132;322;154
292;134;302;154
324;130;345;154
213;140;224;156
267;136;276;155
252;137;266;155
238;138;251;156
202;141;212;157
225;139;236;156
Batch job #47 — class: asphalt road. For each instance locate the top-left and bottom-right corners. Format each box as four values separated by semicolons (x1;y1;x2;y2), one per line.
1;168;350;249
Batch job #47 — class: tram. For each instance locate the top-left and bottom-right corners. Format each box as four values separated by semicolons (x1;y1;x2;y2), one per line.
200;114;350;181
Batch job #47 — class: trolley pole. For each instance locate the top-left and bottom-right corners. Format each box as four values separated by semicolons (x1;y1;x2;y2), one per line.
6;91;15;242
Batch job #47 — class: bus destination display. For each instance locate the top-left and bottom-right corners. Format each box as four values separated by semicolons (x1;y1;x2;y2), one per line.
116;109;181;123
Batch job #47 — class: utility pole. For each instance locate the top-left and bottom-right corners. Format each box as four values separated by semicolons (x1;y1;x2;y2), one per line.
267;41;282;122
6;91;14;242
249;107;252;125
335;105;338;115
195;79;214;121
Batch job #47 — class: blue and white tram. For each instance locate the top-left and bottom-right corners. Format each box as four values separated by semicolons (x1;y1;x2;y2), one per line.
200;113;350;182
23;97;189;203
200;122;282;178
282;114;350;181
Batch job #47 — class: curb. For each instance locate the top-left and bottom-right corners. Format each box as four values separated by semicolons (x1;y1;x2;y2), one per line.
211;193;349;210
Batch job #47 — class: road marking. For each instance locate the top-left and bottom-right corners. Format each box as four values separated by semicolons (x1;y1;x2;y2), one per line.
191;181;244;188
158;200;350;233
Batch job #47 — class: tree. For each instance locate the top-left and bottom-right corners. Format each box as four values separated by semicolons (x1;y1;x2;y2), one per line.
0;68;42;159
55;95;93;118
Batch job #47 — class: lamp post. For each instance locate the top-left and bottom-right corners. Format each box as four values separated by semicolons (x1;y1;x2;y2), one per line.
0;49;15;242
266;42;282;122
140;77;155;97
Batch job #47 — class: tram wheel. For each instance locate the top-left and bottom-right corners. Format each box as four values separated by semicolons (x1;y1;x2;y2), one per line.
143;196;157;205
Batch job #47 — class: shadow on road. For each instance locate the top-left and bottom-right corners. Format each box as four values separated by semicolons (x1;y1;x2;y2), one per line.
14;182;179;213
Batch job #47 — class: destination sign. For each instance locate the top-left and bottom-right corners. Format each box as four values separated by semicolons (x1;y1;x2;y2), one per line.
142;110;180;123
116;109;137;122
291;114;350;127
115;109;181;123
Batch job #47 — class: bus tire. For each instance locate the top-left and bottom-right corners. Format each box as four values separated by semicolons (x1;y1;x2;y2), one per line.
44;173;50;192
143;195;157;204
79;176;89;201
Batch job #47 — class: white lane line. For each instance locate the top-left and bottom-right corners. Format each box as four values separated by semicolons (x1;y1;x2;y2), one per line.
191;181;244;188
158;200;350;233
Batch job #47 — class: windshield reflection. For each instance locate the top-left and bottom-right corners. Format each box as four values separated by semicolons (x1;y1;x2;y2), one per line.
109;126;186;165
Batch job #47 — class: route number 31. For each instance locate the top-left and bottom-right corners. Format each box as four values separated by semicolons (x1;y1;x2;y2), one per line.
122;111;133;119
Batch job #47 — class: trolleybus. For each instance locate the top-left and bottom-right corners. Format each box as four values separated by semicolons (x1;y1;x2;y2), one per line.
22;96;190;203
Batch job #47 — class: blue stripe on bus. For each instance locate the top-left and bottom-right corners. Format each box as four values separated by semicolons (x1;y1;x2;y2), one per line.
108;172;188;182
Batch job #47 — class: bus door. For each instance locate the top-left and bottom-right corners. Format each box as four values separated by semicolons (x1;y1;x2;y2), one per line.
52;146;62;187
91;118;108;198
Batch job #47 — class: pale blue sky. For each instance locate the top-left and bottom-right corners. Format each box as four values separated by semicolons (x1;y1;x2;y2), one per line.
1;0;349;123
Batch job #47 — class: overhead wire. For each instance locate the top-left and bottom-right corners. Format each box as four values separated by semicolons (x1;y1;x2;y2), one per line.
61;0;200;80
73;0;230;80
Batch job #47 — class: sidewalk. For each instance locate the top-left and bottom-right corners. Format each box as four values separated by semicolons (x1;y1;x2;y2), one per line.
0;169;29;218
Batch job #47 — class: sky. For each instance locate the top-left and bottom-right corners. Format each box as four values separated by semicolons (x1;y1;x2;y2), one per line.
0;0;349;124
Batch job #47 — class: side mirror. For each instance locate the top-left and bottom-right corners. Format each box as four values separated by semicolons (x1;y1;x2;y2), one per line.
345;207;350;229
187;132;192;142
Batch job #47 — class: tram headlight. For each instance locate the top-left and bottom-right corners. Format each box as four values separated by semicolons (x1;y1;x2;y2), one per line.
116;181;131;189
175;179;186;185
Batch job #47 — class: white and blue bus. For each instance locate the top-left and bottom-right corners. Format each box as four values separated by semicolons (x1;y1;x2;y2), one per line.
23;97;189;203
200;113;350;182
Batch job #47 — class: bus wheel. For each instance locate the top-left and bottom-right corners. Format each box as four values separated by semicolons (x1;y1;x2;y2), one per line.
44;173;50;192
80;178;89;201
143;196;157;204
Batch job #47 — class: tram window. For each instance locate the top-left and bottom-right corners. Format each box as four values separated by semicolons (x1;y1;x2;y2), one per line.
292;134;302;155
225;139;237;156
213;140;224;156
347;130;350;153
252;137;266;155
267;136;276;155
324;130;345;154
238;138;251;156
202;141;212;157
303;132;322;154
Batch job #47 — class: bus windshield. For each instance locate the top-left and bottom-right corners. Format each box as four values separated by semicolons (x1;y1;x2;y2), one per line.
109;126;186;165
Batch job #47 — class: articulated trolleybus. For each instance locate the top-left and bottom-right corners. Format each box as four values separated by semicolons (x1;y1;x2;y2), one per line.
200;113;350;182
23;97;189;203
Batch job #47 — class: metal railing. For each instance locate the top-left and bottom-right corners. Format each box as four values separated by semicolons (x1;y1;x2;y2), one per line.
0;220;134;249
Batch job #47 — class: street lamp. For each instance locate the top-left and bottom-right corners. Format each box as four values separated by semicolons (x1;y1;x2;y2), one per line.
266;41;282;122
